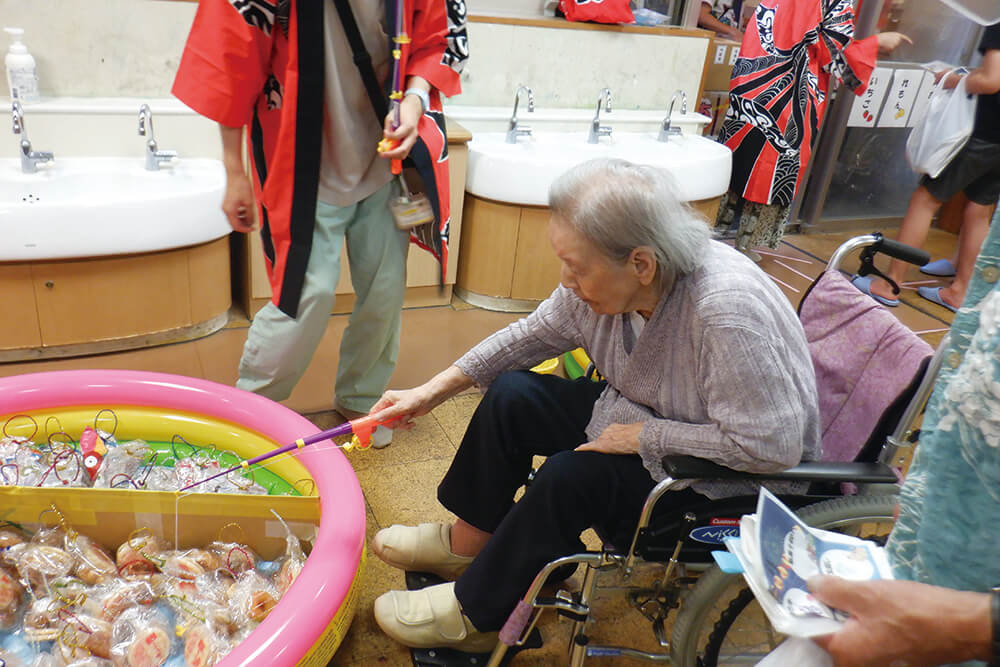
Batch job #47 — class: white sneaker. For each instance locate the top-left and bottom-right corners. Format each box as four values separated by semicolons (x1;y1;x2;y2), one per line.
371;424;393;449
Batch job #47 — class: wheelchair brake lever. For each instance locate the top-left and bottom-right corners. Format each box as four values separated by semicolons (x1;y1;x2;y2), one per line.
660;512;697;586
857;242;902;296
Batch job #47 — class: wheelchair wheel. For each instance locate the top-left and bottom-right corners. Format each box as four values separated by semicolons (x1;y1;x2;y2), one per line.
669;493;897;667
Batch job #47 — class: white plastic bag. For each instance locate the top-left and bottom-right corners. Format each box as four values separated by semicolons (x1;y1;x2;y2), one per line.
755;637;834;667
938;0;1000;25
905;72;976;179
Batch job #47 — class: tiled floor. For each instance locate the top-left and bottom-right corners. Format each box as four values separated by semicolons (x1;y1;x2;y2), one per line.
0;228;959;665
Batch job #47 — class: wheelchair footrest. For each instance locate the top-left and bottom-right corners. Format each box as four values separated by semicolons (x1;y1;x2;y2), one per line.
412;629;543;667
406;570;448;591
404;571;545;665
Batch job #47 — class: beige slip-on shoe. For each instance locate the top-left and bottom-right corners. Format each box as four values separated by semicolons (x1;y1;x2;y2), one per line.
374;581;499;653
372;523;474;580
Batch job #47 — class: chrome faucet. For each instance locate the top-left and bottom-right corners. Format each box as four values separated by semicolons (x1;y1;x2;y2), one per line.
588;87;613;144
658;89;688;142
138;104;177;171
11;100;54;173
506;85;535;144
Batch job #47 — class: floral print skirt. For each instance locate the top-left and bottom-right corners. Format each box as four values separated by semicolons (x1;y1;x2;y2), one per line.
714;190;791;251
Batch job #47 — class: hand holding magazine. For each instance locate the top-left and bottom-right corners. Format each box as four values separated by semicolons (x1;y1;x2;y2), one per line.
722;488;894;638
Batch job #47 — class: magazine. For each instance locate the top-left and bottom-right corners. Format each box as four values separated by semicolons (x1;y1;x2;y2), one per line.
722;488;894;637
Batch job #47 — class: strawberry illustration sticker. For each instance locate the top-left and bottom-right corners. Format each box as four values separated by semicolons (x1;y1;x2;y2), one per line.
848;67;892;127
80;426;107;481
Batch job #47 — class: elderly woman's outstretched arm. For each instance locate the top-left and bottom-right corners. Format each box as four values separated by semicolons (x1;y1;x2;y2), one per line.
371;286;590;428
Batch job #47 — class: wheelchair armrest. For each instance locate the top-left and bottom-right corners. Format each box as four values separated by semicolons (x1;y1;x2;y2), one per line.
660;455;898;484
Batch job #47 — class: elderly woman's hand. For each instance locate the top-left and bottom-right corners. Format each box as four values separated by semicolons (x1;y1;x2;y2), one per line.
370;366;476;432
575;423;644;455
369;387;432;431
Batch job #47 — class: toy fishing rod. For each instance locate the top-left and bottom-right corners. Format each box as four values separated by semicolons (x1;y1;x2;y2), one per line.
377;0;410;175
178;414;392;492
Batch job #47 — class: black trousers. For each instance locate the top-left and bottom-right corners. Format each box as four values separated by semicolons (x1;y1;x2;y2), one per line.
440;370;702;631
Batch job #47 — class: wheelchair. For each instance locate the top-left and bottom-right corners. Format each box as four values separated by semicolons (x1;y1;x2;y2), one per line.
485;234;947;666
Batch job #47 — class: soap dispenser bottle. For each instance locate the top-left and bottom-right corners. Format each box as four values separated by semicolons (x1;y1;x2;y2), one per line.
4;27;40;103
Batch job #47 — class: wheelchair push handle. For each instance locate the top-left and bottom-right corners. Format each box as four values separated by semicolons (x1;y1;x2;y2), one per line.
851;233;931;296
876;237;930;267
826;233;930;275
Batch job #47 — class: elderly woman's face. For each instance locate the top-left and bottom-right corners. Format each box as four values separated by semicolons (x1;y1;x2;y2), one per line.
548;216;643;315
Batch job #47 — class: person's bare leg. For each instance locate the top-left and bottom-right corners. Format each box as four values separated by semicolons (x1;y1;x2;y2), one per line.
870;186;943;301
450;519;491;557
937;200;993;309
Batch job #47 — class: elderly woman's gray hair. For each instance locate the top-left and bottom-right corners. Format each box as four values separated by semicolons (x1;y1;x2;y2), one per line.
548;158;710;280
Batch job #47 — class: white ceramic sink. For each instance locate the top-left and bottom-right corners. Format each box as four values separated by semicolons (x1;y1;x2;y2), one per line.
0;157;230;261
465;132;732;206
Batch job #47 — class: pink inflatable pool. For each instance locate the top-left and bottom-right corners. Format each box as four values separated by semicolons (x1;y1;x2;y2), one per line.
0;369;366;666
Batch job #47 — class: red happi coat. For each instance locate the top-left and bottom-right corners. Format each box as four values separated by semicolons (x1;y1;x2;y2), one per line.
172;0;467;317
719;0;878;207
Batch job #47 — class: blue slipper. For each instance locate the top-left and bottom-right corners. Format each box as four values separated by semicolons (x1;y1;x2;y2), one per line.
917;286;958;313
919;259;956;277
851;275;899;307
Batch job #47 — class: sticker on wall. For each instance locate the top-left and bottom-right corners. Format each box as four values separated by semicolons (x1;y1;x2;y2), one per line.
877;69;924;128
906;71;938;129
847;67;892;128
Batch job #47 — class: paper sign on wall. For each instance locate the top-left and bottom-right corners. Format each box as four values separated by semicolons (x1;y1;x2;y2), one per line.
877;69;924;127
907;71;938;128
848;67;892;128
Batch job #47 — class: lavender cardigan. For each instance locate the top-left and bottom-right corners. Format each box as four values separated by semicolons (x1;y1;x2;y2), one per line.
455;241;820;499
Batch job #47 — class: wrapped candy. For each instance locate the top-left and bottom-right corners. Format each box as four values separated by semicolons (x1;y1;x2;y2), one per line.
159;552;205;582
0;525;29;566
114;533;164;578
12;543;75;592
36;446;85;488
32;525;70;548
183;549;221;574
93;440;151;490
206;542;258;577
49;576;89;610
173;457;222;493
68;534;117;586
91;579;157;623
227;571;279;627
12;446;47;488
23;597;63;642
55;612;113;663
182;623;230;667
0;564;25;628
110;607;172;667
1;513;297;666
272;519;307;596
59;659;112;667
161;581;232;647
137;467;175;492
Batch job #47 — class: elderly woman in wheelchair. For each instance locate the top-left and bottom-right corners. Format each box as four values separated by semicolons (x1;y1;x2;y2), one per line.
368;158;821;653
